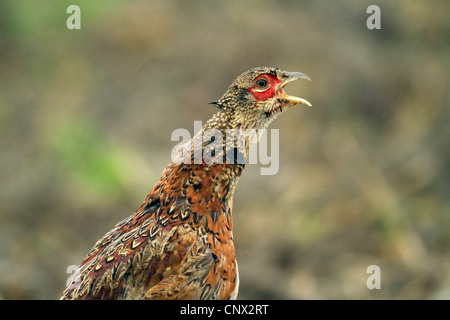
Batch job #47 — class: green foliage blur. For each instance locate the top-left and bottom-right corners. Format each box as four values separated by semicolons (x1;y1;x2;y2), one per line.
0;0;448;299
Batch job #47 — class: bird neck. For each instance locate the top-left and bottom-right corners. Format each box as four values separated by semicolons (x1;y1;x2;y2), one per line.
195;110;264;166
144;111;257;232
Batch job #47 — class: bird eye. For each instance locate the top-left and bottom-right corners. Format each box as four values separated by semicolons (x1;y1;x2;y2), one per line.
255;78;268;89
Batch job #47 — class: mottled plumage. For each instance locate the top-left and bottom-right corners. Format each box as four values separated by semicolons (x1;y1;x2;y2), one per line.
62;67;311;300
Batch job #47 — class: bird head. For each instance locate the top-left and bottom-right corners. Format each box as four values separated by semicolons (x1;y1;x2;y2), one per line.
211;67;311;130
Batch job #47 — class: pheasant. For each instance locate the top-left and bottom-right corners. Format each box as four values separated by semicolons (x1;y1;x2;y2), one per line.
61;67;311;300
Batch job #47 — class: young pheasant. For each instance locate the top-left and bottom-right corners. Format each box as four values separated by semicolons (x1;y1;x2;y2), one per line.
62;67;311;300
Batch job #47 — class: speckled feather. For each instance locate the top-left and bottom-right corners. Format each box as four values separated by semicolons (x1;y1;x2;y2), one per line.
61;67;310;300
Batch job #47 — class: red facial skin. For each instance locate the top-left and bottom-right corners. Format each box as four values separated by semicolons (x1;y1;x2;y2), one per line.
247;74;282;101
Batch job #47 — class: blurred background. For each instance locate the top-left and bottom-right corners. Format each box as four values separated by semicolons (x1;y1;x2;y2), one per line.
0;0;448;299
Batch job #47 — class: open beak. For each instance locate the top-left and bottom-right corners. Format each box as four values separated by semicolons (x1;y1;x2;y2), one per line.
278;71;312;107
